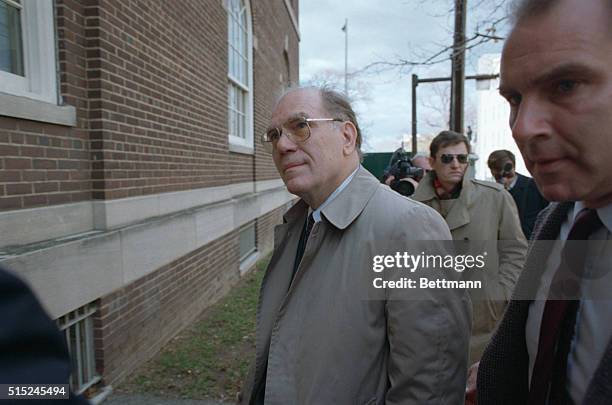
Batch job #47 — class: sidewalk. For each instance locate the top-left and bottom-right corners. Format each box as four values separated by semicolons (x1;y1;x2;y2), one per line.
103;393;231;405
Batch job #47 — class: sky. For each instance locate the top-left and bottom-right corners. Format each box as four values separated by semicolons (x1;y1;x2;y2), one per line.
299;0;509;153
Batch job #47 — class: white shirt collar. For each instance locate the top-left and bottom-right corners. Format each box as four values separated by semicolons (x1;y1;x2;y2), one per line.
309;166;359;223
507;174;519;190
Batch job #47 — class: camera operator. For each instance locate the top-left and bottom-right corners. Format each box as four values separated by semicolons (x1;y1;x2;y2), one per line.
412;131;527;363
487;150;548;239
382;149;431;197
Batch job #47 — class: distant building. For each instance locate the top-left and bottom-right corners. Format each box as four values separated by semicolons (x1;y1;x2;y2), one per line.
0;0;298;399
473;53;529;180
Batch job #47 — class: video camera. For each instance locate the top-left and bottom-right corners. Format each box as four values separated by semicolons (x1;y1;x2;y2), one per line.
387;150;425;197
494;161;514;184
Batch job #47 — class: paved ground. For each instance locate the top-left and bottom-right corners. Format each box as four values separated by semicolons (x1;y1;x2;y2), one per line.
103;393;231;405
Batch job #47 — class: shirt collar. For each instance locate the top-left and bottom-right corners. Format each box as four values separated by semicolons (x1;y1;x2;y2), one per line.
507;174;519;190
310;166;359;223
570;201;612;234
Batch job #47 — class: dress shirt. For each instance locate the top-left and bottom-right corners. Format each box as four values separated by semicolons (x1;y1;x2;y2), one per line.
526;202;612;403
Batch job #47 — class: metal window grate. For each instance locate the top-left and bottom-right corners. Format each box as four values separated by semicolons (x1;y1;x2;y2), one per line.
56;303;100;395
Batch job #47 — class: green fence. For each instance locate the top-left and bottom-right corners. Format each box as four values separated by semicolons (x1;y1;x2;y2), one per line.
361;152;395;180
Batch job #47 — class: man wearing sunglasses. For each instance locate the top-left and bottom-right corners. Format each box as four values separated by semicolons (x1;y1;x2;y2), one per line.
240;87;471;404
413;131;527;364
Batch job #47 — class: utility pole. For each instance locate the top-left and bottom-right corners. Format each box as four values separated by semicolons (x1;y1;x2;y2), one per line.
411;74;418;154
450;0;467;133
411;73;498;155
342;18;348;95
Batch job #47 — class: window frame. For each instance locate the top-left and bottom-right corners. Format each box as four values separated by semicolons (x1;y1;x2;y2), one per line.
226;0;254;154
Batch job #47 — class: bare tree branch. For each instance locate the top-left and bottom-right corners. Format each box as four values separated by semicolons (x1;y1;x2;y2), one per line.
356;0;508;76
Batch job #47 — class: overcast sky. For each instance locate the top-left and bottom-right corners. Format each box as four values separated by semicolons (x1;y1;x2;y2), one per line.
299;0;509;153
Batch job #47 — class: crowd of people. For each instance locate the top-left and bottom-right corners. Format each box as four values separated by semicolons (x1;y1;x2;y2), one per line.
247;0;612;403
2;0;611;403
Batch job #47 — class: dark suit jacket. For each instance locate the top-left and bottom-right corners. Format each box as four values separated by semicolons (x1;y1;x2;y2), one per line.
477;202;612;404
508;173;549;240
0;266;90;404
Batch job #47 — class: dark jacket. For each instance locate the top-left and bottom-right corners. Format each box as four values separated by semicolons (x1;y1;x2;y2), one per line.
508;173;548;239
477;202;612;404
0;266;90;404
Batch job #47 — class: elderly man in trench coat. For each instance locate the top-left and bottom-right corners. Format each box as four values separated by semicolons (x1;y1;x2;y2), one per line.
240;87;472;404
412;131;527;364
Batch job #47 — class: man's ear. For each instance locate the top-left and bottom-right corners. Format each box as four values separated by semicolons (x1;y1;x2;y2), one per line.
428;156;435;167
341;121;358;156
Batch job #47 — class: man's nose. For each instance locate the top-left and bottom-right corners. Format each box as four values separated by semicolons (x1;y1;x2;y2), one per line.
450;158;460;169
511;97;552;145
275;131;298;154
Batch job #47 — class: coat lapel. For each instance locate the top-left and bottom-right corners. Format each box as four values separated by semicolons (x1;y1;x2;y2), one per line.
512;201;573;300
250;199;307;402
477;201;573;404
584;335;612;403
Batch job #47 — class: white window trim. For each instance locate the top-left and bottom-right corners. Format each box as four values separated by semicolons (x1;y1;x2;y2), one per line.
0;91;76;126
0;0;58;104
0;0;75;126
227;0;254;155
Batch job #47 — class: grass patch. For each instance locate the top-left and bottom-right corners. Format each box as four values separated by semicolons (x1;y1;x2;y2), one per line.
118;255;268;401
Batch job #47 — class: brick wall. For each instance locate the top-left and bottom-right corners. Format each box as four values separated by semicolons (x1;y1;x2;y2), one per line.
94;203;285;385
2;0;296;388
95;230;240;385
86;0;232;199
0;0;298;211
0;0;91;211
253;1;299;183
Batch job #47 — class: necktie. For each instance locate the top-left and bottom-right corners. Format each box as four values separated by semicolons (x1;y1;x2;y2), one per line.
292;213;315;279
528;208;604;405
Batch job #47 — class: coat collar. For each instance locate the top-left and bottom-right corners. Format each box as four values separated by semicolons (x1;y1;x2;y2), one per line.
282;165;379;230
412;171;475;231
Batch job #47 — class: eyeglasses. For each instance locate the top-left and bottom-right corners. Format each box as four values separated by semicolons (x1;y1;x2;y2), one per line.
261;117;344;152
439;154;469;164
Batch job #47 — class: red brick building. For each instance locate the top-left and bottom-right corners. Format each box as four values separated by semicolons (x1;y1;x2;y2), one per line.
0;0;298;398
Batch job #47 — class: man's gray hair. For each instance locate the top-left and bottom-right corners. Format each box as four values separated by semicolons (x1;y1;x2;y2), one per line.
276;86;363;157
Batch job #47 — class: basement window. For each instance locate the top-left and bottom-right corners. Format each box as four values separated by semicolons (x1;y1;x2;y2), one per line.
56;303;101;395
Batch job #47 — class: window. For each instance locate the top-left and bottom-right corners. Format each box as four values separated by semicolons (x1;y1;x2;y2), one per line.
239;222;257;262
0;0;24;76
0;0;57;103
57;303;100;395
227;0;253;153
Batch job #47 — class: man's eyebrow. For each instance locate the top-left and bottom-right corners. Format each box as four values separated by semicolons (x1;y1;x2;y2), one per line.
287;112;309;120
499;62;596;96
531;63;596;85
267;112;308;130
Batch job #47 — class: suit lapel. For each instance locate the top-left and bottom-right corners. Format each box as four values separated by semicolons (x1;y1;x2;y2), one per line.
513;201;573;300
584;335;612;403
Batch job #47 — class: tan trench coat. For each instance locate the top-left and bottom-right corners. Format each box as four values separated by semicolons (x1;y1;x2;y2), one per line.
241;167;471;404
412;171;527;363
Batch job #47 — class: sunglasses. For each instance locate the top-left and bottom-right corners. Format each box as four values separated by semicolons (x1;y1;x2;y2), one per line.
439;154;468;164
261;117;344;153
